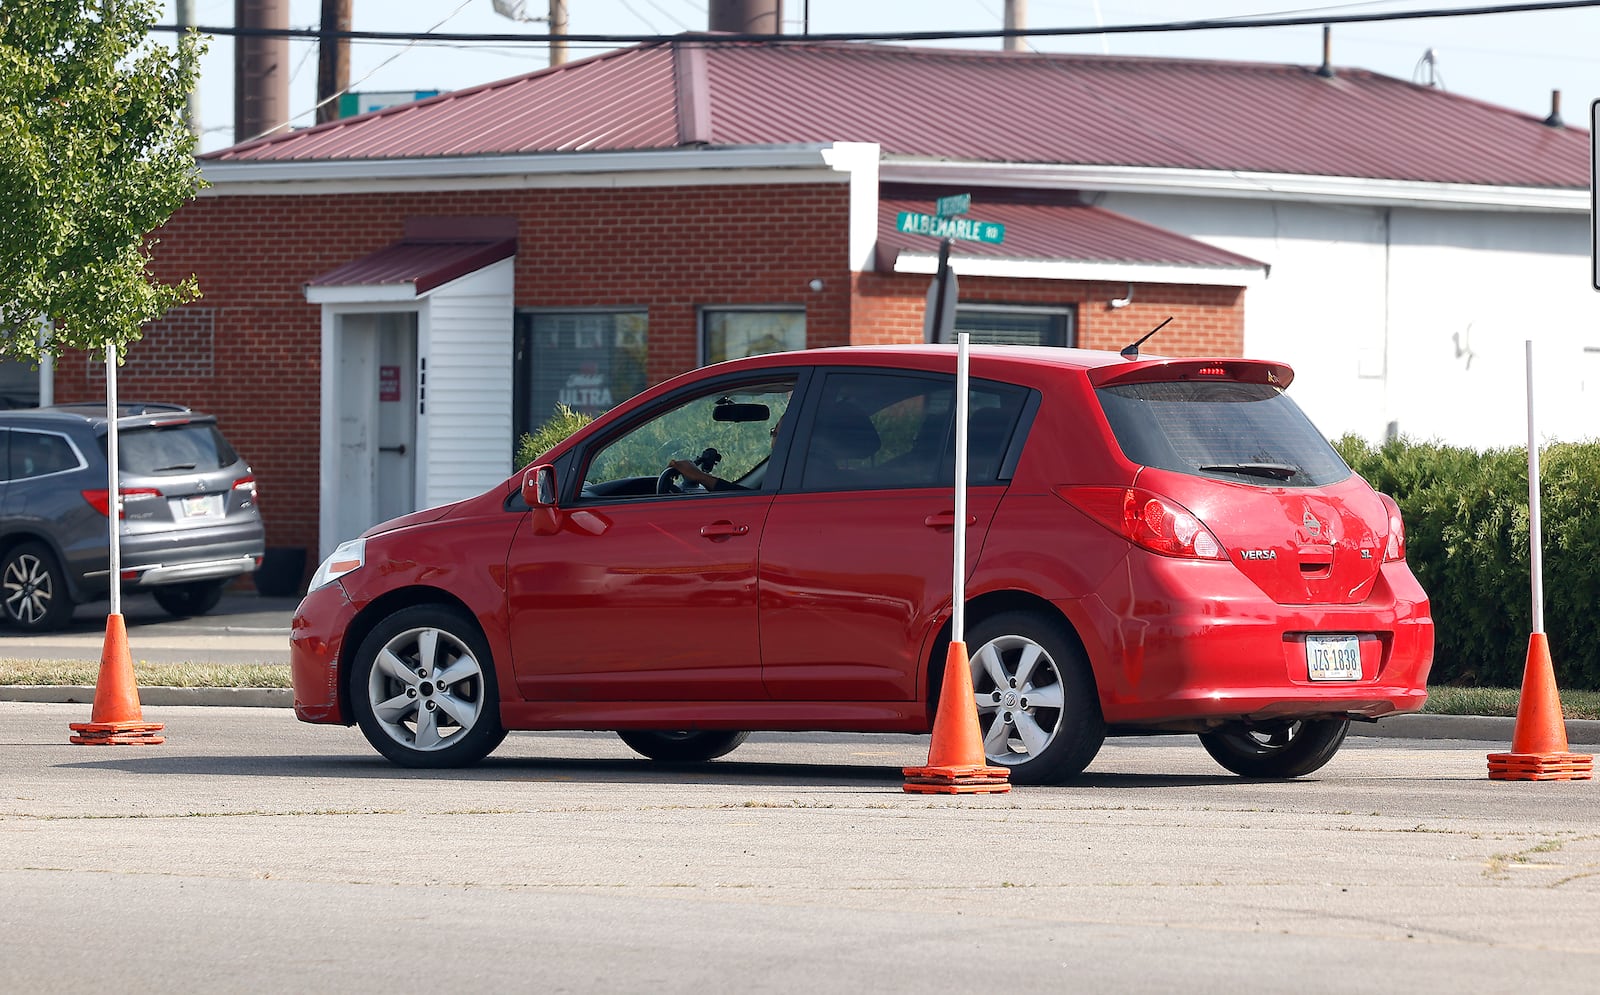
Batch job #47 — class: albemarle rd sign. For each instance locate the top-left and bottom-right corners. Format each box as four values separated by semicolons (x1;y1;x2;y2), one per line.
896;211;1006;244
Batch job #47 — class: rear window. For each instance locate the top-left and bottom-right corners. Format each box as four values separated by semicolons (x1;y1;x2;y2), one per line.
1096;381;1350;487
114;423;241;475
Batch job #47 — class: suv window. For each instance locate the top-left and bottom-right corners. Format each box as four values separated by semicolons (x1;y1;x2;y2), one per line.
5;430;84;481
1097;380;1351;488
113;423;240;475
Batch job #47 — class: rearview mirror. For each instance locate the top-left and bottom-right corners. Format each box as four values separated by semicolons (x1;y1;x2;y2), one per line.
712;402;771;423
521;464;558;508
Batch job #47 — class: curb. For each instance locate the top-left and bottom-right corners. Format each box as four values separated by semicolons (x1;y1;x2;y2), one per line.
0;685;292;709
3;686;1598;743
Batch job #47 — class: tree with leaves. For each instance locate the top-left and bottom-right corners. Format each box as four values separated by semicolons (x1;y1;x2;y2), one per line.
0;0;204;363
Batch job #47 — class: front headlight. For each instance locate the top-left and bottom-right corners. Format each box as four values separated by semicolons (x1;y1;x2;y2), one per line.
307;538;366;592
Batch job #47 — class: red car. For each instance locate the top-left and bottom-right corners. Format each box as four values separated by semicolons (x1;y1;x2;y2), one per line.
290;345;1433;782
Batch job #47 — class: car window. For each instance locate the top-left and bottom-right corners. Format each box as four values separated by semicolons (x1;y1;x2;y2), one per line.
7;430;84;480
115;423;240;475
581;379;795;498
802;372;1028;491
1096;380;1351;487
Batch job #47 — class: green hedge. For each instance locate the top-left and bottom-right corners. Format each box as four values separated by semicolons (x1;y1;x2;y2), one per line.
516;403;595;470
1335;436;1600;691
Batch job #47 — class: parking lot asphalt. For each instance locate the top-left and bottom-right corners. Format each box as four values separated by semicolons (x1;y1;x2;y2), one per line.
3;590;1598;746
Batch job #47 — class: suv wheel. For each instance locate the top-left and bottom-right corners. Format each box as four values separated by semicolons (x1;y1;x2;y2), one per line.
153;580;226;618
964;611;1106;784
2;542;74;631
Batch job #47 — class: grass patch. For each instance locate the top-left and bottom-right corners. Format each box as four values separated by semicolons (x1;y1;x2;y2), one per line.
0;660;290;689
1422;686;1600;720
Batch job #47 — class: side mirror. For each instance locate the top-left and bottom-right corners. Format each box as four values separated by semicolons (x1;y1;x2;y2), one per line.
521;464;558;508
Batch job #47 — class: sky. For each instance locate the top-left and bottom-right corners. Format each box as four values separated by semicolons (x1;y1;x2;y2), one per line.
159;1;1600;153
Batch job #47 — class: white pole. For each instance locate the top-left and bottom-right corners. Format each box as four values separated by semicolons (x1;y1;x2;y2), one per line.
1526;340;1543;635
105;343;121;617
952;330;970;643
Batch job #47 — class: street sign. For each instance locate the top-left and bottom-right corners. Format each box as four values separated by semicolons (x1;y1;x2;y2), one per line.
935;193;971;217
896;211;1005;244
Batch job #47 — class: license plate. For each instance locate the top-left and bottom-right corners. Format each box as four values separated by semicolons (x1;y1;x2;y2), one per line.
179;494;224;519
1306;634;1362;681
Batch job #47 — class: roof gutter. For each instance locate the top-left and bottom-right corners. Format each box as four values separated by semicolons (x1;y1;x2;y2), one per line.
198;144;846;194
882;161;1589;214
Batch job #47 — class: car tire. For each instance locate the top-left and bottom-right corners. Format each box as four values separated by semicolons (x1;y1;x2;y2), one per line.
617;730;750;762
350;605;507;768
1198;718;1350;778
962;611;1106;785
153;580;226;618
2;542;74;632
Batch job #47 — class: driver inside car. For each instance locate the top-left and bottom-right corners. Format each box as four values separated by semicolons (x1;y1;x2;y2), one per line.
669;418;780;491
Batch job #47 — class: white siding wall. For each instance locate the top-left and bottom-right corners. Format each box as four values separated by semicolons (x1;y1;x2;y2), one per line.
419;257;515;507
1099;193;1595;447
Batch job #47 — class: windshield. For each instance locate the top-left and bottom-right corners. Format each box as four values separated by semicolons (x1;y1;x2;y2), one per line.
1096;380;1350;488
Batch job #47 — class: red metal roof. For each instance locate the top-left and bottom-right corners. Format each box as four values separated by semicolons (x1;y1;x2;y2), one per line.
305;238;516;294
207;39;1588;189
877;188;1264;270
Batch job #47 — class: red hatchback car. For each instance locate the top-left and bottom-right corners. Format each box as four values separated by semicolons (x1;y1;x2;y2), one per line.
290;345;1433;782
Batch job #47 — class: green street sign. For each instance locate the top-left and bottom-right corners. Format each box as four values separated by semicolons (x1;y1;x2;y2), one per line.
935;193;971;217
896;211;1006;244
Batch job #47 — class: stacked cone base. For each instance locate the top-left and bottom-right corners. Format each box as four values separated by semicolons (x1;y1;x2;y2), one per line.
903;764;1012;794
69;722;166;746
1487;752;1593;781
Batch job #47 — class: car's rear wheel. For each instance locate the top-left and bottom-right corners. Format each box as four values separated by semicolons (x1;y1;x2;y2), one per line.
350;605;506;768
2;542;74;632
1199;718;1350;778
965;611;1105;785
617;730;750;762
153;580;225;618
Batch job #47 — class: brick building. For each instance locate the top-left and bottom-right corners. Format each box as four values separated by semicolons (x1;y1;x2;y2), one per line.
35;39;1591;583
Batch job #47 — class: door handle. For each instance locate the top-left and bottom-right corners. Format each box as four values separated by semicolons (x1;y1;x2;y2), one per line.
379;444;408;455
699;521;750;538
923;512;978;529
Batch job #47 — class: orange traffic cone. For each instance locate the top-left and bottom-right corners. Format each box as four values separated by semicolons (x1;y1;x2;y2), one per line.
68;614;164;746
1487;633;1591;780
903;641;1011;794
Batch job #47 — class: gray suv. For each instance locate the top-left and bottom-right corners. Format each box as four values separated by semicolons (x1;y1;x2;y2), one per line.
1;403;265;630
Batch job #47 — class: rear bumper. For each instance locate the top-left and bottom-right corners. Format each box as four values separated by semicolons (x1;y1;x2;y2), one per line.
127;554;262;587
1075;557;1434;730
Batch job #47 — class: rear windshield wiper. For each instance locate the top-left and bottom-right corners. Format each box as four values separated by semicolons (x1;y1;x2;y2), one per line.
149;462;198;472
1198;462;1298;481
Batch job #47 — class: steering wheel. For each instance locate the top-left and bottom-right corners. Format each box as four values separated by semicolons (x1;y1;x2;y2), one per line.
656;465;683;494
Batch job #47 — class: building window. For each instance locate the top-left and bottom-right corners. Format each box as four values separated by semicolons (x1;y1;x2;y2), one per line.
513;310;648;439
702;308;805;364
955;304;1075;347
0;358;41;409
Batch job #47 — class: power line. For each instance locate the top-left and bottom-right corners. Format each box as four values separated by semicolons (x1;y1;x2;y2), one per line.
147;0;1600;45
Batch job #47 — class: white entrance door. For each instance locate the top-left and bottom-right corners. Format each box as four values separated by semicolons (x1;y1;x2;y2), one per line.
332;311;418;544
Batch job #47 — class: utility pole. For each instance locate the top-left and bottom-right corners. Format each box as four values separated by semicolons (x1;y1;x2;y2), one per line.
549;0;568;67
234;0;289;144
1003;0;1025;52
708;0;782;34
177;0;201;139
317;0;352;124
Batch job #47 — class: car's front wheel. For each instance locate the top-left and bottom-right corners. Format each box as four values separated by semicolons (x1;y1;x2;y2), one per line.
1199;718;1350;778
617;730;750;762
2;542;74;631
350;605;506;768
153;580;225;618
965;611;1105;784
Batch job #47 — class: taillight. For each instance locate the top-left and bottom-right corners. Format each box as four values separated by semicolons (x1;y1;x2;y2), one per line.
1056;486;1226;560
1379;493;1407;562
233;475;257;499
81;488;163;518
